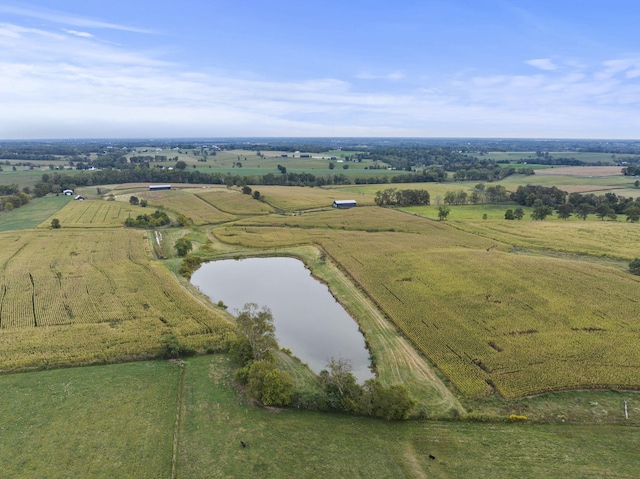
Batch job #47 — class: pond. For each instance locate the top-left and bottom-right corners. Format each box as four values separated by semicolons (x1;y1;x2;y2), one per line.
191;257;374;382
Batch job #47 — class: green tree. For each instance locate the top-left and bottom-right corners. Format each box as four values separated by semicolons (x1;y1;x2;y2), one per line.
261;369;294;406
625;206;640;223
364;381;416;420
575;203;595;220
129;195;139;205
174;237;193;257
175;160;187;170
531;205;553;220
437;205;450;221
328;161;335;170
140;199;148;207
252;190;262;200
236;303;278;361
242;185;252;195
595;203;614;221
50;218;61;229
175;214;191;227
556;203;574;220
504;209;515;220
514;207;524;220
319;358;363;413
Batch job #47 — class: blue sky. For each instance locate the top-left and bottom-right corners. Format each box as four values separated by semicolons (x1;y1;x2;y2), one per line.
1;0;640;139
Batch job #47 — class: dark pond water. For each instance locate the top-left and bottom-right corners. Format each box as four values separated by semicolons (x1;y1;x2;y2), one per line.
191;257;374;382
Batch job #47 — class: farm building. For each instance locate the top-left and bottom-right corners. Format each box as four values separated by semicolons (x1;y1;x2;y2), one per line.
63;189;74;196
74;195;85;201
149;184;171;191
333;199;357;209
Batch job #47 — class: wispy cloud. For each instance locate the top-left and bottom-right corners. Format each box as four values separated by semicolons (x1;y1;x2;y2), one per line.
63;29;94;38
0;4;155;34
356;71;406;81
526;58;558;71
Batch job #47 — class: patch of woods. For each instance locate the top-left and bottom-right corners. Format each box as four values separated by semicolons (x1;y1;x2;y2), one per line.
0;184;31;212
124;209;170;228
227;303;416;420
374;188;430;206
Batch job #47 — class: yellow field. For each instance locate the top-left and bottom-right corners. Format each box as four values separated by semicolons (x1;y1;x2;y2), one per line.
212;208;640;398
0;229;233;371
452;220;640;260
196;190;274;215
137;190;237;225
39;200;152;228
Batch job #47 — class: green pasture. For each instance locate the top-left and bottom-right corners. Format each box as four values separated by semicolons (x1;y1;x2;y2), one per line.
482;151;632;164
5;355;637;478
0;361;178;478
0;194;71;231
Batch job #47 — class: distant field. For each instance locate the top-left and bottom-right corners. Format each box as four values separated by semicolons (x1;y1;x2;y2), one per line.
137;190;237;225
38;199;154;228
213;208;640;398
483;151;630;164
258;185;376;212
0;195;71;232
0;229;233;371
197;189;275;215
535;166;623;177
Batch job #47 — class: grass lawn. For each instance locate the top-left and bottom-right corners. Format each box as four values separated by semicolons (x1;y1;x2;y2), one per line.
0;194;71;231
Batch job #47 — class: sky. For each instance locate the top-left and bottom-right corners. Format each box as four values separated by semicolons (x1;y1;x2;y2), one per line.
1;0;640;139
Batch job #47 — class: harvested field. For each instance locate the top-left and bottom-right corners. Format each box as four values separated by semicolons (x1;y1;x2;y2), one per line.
197;190;274;215
137;190;236;225
257;185;376;212
39;200;152;228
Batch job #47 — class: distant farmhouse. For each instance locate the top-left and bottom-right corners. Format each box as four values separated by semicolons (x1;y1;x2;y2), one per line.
63;189;74;196
149;184;171;191
333;199;357;209
74;195;85;201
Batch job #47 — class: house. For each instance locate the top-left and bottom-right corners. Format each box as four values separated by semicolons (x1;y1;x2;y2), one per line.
74;195;85;201
333;199;356;209
149;184;171;191
62;189;74;196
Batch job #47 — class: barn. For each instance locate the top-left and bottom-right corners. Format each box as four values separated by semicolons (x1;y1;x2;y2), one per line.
62;189;74;196
333;199;357;209
149;184;171;191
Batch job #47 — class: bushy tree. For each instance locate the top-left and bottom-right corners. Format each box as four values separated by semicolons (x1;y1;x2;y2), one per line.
514;207;524;220
129;195;139;205
51;218;61;229
174;237;193;257
175;160;187;170
437;205;450;221
531;205;553;220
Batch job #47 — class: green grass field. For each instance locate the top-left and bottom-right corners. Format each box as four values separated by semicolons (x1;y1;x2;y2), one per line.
4;355;640;478
0;195;71;231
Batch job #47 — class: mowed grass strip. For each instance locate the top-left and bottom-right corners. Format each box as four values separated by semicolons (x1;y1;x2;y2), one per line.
0;361;178;478
0;229;234;371
197;189;275;215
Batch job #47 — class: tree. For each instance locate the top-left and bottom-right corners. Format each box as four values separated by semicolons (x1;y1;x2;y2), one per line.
261;369;294;406
252;190;261;200
629;258;640;275
514;207;524;220
242;185;252;195
328;161;335;170
595;203;614;221
175;160;187;170
51;218;61;229
129;195;139;205
174;237;193;257
556;203;574;220
437;205;450;221
575;203;594;220
504;209;515;220
236;303;278;361
625;206;640;223
319;357;362;413
531;205;553;220
140;199;148;207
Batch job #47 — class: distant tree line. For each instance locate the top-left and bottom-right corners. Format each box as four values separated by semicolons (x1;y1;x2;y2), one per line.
375;188;430;206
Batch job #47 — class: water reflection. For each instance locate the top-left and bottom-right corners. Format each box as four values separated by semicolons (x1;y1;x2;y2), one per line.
191;257;374;382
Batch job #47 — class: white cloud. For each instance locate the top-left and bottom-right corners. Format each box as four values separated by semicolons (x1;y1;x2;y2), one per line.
526;58;558;71
63;29;94;38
